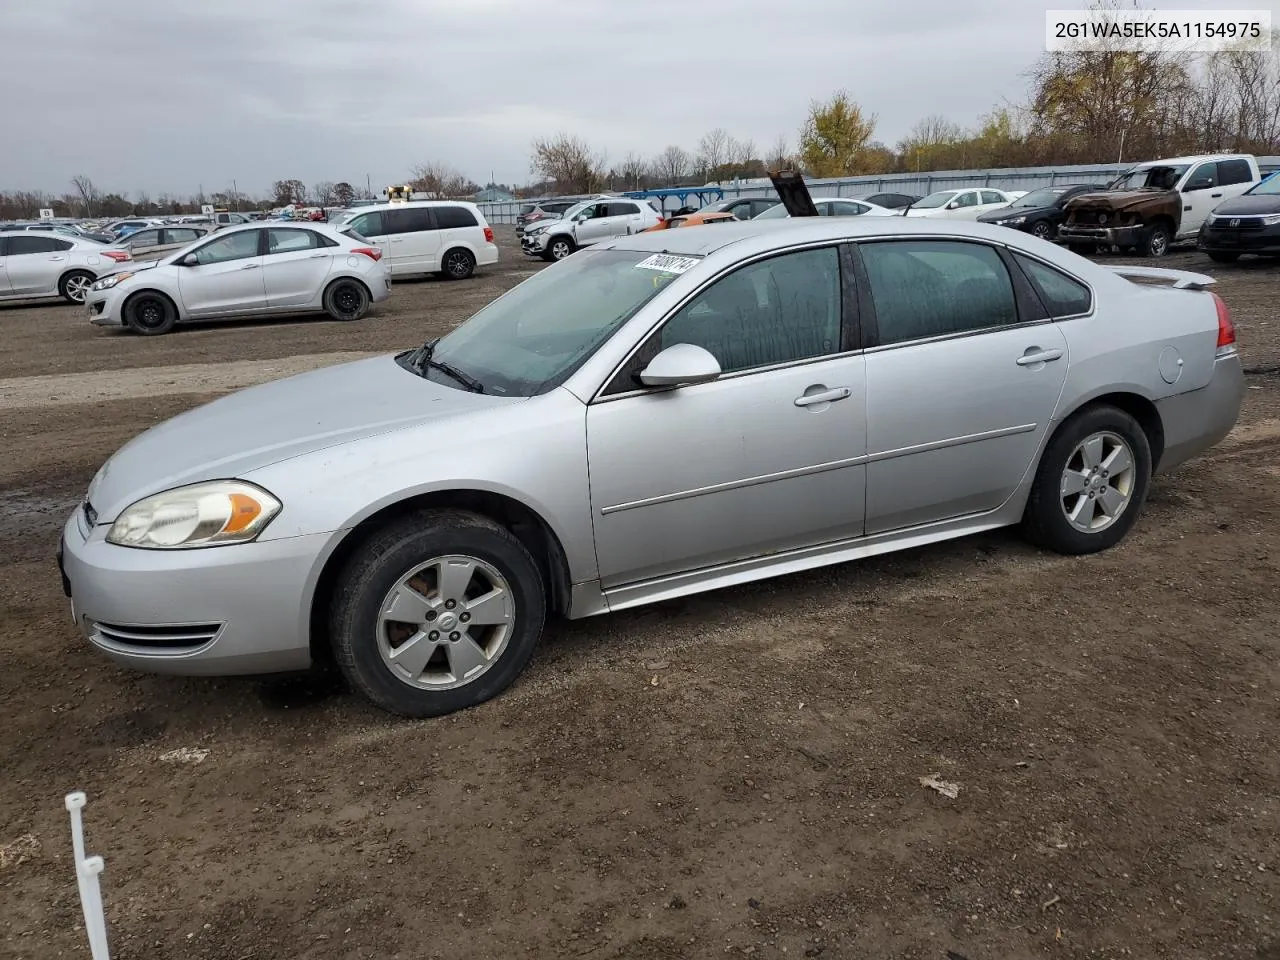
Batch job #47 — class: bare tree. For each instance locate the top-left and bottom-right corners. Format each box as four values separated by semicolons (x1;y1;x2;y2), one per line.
530;134;606;194
70;175;100;217
618;151;647;189
313;181;336;206
764;135;790;171
696;128;732;180
409;161;473;197
650;145;692;186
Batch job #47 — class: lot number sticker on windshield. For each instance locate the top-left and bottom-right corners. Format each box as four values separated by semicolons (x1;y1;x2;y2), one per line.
635;254;699;274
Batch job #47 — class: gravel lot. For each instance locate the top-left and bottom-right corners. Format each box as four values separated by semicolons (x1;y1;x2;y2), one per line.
1;232;1278;960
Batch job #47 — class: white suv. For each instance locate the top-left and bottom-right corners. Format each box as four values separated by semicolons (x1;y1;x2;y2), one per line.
337;201;498;280
521;198;663;260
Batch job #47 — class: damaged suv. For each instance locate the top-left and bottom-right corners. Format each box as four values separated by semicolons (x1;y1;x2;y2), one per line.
1057;154;1260;258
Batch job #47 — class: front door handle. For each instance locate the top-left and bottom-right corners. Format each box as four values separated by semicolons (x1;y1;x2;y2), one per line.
308;253;328;259
794;386;851;407
1210;192;1223;198
49;256;67;262
240;262;260;270
1016;348;1064;366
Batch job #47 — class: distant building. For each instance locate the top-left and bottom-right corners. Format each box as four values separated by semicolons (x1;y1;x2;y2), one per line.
474;184;516;203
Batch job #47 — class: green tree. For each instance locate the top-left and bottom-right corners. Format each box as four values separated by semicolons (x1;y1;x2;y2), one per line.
798;91;877;177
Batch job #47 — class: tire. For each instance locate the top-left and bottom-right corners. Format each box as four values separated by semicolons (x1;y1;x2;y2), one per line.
545;236;575;261
1208;251;1240;264
123;292;177;335
1030;220;1054;241
59;270;95;305
1139;223;1172;258
323;279;370;321
329;509;547;718
1022;404;1152;556
440;247;475;280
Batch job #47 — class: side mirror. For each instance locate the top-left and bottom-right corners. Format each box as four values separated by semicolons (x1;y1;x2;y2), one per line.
946;201;960;209
181;253;199;266
638;343;722;388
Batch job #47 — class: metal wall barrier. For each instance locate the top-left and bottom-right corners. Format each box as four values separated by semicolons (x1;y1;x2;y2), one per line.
477;157;1280;224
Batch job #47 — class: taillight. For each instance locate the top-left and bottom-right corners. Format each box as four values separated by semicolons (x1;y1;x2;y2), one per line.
352;247;382;261
483;226;494;243
102;251;130;262
1212;291;1236;348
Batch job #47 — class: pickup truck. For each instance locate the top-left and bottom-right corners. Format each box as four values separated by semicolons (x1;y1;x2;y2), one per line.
1057;154;1261;257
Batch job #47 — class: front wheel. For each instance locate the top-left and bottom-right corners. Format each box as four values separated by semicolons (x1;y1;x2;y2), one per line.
323;279;370;321
544;236;575;261
1023;404;1152;555
59;270;95;305
1031;220;1054;241
1139;223;1171;258
124;292;177;335
329;510;547;717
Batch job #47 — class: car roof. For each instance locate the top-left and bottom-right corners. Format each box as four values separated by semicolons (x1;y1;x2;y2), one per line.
0;229;89;240
1136;154;1250;167
606;215;1030;258
358;199;480;212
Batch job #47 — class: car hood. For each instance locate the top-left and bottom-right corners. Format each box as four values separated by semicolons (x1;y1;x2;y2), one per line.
87;355;517;521
100;259;160;278
1210;193;1280;216
1066;189;1173;211
977;205;1053;222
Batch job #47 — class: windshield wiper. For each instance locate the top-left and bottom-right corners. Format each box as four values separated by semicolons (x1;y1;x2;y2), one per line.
408;337;484;393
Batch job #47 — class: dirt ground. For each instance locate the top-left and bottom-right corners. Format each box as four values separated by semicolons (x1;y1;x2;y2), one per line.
2;232;1279;960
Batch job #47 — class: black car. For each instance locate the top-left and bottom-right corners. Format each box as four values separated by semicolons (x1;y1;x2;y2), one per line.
976;184;1107;240
850;191;920;210
1198;172;1280;262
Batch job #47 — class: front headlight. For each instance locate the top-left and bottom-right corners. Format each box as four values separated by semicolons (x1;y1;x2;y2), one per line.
91;272;133;291
1261;213;1280;226
1007;215;1027;225
106;480;281;549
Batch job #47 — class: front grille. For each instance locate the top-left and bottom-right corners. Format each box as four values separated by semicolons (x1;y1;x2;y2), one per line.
92;621;221;649
1211;216;1266;230
82;500;98;527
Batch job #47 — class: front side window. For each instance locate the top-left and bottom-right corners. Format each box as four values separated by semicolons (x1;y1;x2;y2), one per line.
191;230;261;265
349;211;383;237
952;192;979;208
860;240;1018;345
656;246;842;375
1185;162;1219;191
1015;254;1092;317
981;190;1006;204
8;235;60;255
426;249;692;397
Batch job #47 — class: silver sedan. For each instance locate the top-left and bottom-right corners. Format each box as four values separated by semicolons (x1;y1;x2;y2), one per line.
60;218;1244;716
0;231;130;304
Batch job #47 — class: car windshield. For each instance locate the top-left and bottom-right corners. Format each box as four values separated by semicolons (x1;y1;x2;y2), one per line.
1249;173;1280;195
423;249;694;397
911;191;960;209
1012;188;1065;207
1110;164;1189;190
700;200;733;213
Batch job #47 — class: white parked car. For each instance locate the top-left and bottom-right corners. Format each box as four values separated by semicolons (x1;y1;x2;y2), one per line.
904;189;1017;220
753;197;900;220
83;222;391;335
521;198;664;260
333;201;498;280
0;231;131;304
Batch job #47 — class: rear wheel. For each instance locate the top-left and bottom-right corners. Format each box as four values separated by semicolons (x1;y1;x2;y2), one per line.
440;247;475;280
1208;251;1240;264
124;292;177;335
323;279;369;321
329;510;546;717
1023;404;1152;555
59;270;95;304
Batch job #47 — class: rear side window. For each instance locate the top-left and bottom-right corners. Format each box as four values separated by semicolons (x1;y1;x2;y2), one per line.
1217;159;1254;185
127;230;161;246
606;202;638;217
860;240;1018;345
1014;254;1092;317
268;228;321;252
164;228;202;244
981;190;1005;204
435;206;478;229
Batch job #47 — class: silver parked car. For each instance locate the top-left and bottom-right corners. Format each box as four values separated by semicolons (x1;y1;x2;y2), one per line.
59;218;1244;716
0;231;131;304
106;224;213;262
83;222;392;334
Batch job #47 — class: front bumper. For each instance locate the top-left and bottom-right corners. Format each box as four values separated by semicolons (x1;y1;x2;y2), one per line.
1057;223;1144;246
59;510;331;676
520;232;552;257
1155;351;1245;474
1198;222;1280;255
84;287;127;327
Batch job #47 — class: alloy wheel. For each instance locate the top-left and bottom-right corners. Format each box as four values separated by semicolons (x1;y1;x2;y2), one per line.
1060;431;1136;533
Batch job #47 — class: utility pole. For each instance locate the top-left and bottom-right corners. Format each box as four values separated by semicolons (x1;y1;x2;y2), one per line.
232;179;239;211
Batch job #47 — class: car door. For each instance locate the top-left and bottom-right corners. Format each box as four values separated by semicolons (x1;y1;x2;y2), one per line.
945;190;982;219
571;203;614;246
586;244;867;588
979;190;1010;215
4;235;69;295
175;228;268;317
387;206;440;274
261;227;335;307
855;238;1069;534
0;236;10;294
1179;161;1221;236
433;205;479;266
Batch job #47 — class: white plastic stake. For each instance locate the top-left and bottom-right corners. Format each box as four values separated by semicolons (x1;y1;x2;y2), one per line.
64;792;112;960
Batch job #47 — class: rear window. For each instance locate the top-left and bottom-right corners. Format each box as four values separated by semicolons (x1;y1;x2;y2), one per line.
340;227;371;244
435;205;478;229
1015;253;1092;317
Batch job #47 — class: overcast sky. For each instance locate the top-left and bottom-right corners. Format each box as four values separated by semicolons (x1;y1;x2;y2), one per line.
5;0;1278;198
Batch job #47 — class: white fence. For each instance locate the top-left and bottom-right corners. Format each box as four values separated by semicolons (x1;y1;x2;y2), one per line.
477;157;1280;224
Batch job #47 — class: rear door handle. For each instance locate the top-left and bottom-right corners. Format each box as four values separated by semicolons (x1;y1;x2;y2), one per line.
241;262;260;270
794;386;851;407
49;256;67;262
308;253;328;259
1211;192;1223;198
1016;348;1064;366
